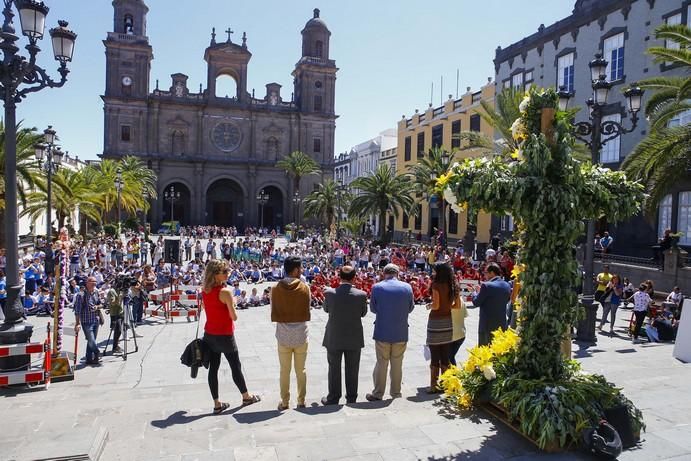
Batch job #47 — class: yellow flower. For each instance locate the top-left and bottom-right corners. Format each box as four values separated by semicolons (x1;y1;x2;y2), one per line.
436;171;455;190
489;328;520;357
458;392;473;409
511;264;525;279
510;149;525;162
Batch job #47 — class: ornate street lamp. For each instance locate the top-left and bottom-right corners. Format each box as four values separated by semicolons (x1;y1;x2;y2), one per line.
34;126;62;247
0;0;76;341
559;53;644;343
164;184;181;225
292;191;302;230
336;180;349;240
256;189;269;229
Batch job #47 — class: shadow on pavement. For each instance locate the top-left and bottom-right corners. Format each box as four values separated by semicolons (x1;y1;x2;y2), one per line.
572;342;606;359
347;399;393;410
233;409;283;424
295;403;343;415
151;407;240;428
407;386;442;403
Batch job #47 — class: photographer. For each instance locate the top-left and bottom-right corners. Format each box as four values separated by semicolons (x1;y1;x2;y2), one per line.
130;272;145;325
104;281;124;355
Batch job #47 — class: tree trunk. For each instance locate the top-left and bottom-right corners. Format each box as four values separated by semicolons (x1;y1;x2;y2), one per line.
378;211;387;240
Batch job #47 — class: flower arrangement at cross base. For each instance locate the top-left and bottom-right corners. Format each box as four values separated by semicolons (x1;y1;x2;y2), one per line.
436;87;645;451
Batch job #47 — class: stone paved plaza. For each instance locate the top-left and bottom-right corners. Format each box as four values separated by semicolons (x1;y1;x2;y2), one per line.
2;241;691;460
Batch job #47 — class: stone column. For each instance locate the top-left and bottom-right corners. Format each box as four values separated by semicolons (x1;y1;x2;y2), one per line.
193;163;204;224
247;164;257;226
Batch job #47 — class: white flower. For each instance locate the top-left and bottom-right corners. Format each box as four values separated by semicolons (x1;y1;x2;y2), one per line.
510;118;525;139
443;187;458;206
450;202;464;214
481;365;496;381
519;94;530;113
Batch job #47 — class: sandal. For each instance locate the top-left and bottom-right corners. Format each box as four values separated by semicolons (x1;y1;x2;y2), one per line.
242;394;261;406
213;402;230;415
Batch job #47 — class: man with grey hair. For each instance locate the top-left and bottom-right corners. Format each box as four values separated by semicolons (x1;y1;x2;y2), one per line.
366;263;415;401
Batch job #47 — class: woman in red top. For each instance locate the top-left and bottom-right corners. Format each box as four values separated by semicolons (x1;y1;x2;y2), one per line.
202;260;260;414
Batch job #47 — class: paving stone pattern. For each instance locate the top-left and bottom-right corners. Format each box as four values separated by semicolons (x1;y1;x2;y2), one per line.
2;238;691;460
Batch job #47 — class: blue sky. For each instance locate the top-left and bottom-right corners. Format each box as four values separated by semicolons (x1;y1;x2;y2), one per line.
16;0;573;160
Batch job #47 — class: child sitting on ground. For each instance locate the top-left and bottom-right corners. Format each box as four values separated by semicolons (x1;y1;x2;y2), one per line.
236;290;248;309
248;287;261;307
260;287;271;305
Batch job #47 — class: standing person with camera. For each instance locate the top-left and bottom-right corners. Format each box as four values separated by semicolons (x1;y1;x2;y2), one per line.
74;276;104;365
104;280;124;355
201;260;261;414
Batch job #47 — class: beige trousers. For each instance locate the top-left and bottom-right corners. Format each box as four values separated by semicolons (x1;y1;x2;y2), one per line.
371;341;407;399
278;342;308;405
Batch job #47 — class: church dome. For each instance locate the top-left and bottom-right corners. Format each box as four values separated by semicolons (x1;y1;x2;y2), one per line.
304;8;329;31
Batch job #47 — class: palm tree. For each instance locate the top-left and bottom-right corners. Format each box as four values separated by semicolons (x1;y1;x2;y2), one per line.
83;157;157;222
275;150;321;195
21;168;102;230
303;179;348;229
349;164;415;240
0;121;42;246
407;147;458;240
341;215;365;237
623;24;691;216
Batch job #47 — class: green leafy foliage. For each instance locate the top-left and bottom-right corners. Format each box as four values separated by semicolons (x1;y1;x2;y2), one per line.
442;87;645;448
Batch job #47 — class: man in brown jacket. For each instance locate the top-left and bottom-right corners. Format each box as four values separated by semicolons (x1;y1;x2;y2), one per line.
271;255;311;410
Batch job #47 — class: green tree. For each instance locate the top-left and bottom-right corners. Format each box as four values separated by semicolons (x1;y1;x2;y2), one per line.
21;168;102;230
349;164;415;240
623;24;691;215
407;147;458;237
83;156;157;222
0;121;42;245
303;179;348;229
275;150;321;195
341;215;365;236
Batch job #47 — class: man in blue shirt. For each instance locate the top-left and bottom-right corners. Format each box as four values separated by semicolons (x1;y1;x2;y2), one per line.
473;263;511;346
366;263;415;401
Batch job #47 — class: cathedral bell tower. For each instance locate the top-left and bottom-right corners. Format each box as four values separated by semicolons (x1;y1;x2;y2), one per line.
104;0;153;100
293;8;337;114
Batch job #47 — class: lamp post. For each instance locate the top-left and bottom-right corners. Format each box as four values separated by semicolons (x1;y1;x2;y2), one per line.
558;53;644;343
34;126;62;247
336;180;349;240
430;152;451;249
0;0;76;335
292;191;301;240
164;184;181;224
114;168;123;234
256;188;269;229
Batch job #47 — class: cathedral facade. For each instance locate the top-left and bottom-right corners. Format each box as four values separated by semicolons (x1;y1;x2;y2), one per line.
102;0;337;230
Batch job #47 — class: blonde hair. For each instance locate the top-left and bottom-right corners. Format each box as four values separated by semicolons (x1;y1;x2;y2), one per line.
202;259;227;293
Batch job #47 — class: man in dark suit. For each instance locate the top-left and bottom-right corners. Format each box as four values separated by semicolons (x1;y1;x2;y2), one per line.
473;263;511;346
321;266;368;405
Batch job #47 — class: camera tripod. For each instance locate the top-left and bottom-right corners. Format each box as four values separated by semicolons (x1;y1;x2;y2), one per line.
102;292;139;361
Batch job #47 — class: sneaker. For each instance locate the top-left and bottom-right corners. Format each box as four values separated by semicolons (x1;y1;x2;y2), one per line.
365;393;382;402
112;347;123;355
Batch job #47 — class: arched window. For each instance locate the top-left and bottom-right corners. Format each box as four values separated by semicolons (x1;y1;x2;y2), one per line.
315;40;323;58
266;137;279;160
215;74;237;99
124;14;134;34
172;130;185;155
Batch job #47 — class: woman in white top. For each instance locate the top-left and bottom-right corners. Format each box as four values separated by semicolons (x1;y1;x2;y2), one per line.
632;283;652;343
449;293;469;366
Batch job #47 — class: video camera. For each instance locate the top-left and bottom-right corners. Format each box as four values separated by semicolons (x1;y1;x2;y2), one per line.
113;273;139;292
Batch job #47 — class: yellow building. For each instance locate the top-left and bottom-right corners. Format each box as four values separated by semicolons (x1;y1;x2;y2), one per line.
394;79;495;244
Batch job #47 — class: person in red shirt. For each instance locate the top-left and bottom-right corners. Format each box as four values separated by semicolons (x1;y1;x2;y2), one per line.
201;259;260;414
